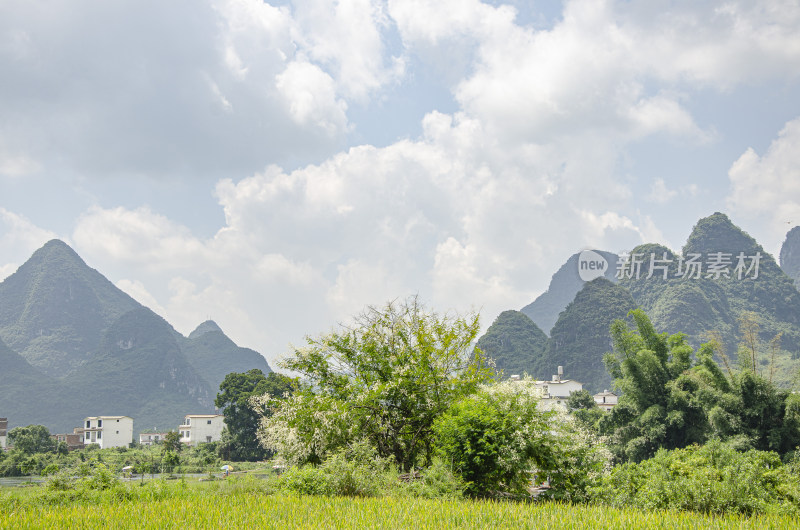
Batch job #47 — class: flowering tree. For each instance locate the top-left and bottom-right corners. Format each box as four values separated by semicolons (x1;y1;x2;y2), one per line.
254;297;494;471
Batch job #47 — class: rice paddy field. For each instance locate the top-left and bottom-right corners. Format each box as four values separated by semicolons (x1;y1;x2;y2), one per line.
1;480;797;530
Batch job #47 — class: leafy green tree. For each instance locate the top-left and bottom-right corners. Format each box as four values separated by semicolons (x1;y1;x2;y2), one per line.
567;389;596;411
601;441;800;515
162;431;182;454
567;389;604;432
215;369;296;461
601;310;707;462
7;425;57;455
259;297;494;471
433;382;554;497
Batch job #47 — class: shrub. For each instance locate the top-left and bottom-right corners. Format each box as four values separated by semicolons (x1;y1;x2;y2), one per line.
278;465;333;496
433;380;555;497
393;458;465;499
599;441;800;515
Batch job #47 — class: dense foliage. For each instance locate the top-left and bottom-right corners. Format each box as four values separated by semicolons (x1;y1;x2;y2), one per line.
215;369;296;461
257;297;494;471
601;309;800;462
0;442;224;478
433;382;554;496
600;442;800;515
8;425;59;456
434;380;610;499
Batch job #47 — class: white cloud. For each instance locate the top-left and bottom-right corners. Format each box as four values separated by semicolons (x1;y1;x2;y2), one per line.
0;0;408;181
72;206;210;272
115;279;169;317
0;150;39;177
727;116;800;252
291;0;403;101
276;60;348;135
0;208;58;280
2;0;798;366
647;178;679;204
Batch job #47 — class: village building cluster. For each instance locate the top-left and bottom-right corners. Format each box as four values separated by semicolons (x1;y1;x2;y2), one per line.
509;366;618;411
0;414;225;451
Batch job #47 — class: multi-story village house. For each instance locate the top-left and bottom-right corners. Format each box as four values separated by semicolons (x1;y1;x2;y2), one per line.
80;416;134;449
178;414;224;446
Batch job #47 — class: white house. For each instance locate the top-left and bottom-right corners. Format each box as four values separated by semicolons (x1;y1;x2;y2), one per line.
0;417;7;450
81;416;133;449
593;390;618;411
178;414;224;446
510;367;584;411
139;432;169;446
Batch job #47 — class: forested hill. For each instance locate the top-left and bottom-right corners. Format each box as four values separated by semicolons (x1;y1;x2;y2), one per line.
520;250;618;335
621;214;800;366
480;213;800;391
476;310;548;378
0;240;271;433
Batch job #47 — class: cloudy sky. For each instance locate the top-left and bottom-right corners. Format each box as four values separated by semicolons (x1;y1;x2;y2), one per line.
2;0;800;366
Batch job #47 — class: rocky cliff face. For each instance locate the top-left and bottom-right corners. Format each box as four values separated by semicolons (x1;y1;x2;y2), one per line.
780;226;800;289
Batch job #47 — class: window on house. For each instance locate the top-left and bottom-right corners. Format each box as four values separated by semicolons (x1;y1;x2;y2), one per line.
97;431;101;439
86;420;90;428
207;420;212;425
98;419;103;428
116;431;119;434
206;436;212;443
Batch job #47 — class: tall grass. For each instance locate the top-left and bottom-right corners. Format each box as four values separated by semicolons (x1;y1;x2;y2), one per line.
1;479;796;529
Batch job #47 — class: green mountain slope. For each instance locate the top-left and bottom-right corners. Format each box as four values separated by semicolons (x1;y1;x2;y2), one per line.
533;278;637;393
64;307;215;432
780;226;800;289
0;240;273;434
521;250;618;334
183;320;272;392
476;310;547;378
0;240;141;377
0;336;77;431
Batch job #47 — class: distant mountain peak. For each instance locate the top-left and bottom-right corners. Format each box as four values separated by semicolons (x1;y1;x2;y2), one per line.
683;212;759;256
27;239;86;265
188;320;224;339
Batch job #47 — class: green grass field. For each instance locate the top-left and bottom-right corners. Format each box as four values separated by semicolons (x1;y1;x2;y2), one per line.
1;478;797;529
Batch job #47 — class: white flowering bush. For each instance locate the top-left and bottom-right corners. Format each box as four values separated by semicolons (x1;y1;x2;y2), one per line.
253;393;355;467
543;408;613;502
